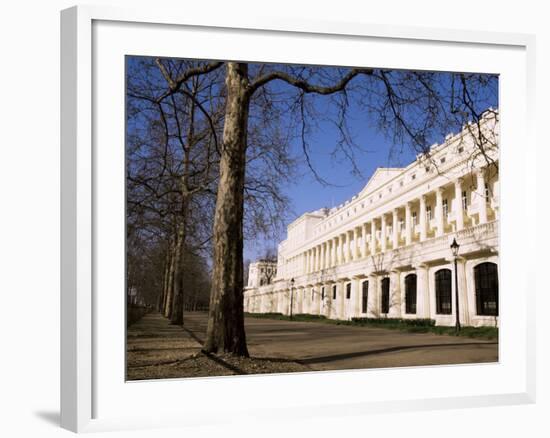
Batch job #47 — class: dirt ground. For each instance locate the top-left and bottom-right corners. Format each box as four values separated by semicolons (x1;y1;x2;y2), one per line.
126;313;309;380
126;312;498;380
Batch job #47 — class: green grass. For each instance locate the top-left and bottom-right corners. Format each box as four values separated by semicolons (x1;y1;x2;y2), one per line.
243;312;498;340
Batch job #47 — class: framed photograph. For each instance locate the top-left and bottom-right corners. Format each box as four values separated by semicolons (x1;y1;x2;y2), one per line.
61;5;536;433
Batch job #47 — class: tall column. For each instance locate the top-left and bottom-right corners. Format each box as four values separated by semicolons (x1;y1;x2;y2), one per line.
415;264;430;318
338;280;346;319
435;187;444;237
342;232;348;263
389;270;402;317
419;195;427;242
454;257;470;326
368;273;379;316
380;214;387;252
316;245;321;271
346;231;352;262
476;168;488;224
370;220;376;254
333;237;339;266
454;178;464;231
392;209;399;249
313;247;318;273
362;223;368;257
353;227;359;260
322;242;327;270
405;202;412;245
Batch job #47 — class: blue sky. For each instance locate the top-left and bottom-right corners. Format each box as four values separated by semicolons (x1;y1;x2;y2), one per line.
125;57;498;263
244;111;417;261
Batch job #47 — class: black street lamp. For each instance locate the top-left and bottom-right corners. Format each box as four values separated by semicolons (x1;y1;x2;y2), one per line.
450;238;461;333
289;278;295;320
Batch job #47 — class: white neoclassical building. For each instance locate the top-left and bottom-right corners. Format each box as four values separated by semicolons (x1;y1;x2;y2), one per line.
244;111;499;327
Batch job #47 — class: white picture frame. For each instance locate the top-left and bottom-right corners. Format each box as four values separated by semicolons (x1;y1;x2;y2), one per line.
60;5;536;433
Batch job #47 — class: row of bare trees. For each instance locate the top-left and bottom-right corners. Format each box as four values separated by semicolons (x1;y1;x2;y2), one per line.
127;57;498;356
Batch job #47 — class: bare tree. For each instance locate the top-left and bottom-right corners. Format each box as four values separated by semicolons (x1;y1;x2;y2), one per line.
137;59;497;356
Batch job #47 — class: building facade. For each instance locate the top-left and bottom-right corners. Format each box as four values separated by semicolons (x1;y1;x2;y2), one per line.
244;112;499;327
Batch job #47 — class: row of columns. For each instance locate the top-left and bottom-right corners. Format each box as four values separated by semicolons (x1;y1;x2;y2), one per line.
303;171;488;275
248;258;471;325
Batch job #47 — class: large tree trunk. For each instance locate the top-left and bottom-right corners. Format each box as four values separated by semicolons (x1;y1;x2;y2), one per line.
163;240;176;318
203;63;249;356
159;248;171;313
169;220;186;325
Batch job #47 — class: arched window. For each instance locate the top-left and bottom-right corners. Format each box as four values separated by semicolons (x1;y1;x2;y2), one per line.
361;281;369;313
405;274;417;314
474;262;499;316
381;277;390;314
435;269;452;314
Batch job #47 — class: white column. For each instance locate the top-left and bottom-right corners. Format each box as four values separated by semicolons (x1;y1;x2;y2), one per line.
362;223;368;257
316;245;321;271
368;273;379;316
435;187;444;237
405;202;412;245
338;280;346;319
455;257;470;326
347;230;353;261
353;227;359;260
389;270;402;317
415;264;430;318
380;214;387;252
419;195;427;242
341;232;348;263
333;237;338;266
392;208;399;249
454;178;464;231
370;220;376;254
476;168;488;224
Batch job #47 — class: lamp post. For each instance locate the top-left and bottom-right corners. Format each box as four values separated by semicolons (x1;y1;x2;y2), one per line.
450;238;461;332
289;278;295;320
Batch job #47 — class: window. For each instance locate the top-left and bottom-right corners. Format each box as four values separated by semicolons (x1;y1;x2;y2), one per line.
379;193;382;199
458;146;464;153
312;288;315;301
381;277;390;314
443;198;448;216
435;269;452;314
321;287;325;300
405;274;417;314
332;285;337;300
462;191;468;210
440;156;446;164
346;283;351;299
399;180;404;187
411;173;416;180
412;211;417;226
474;262;499;316
485;186;490;203
426;205;432;221
361;281;369;313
